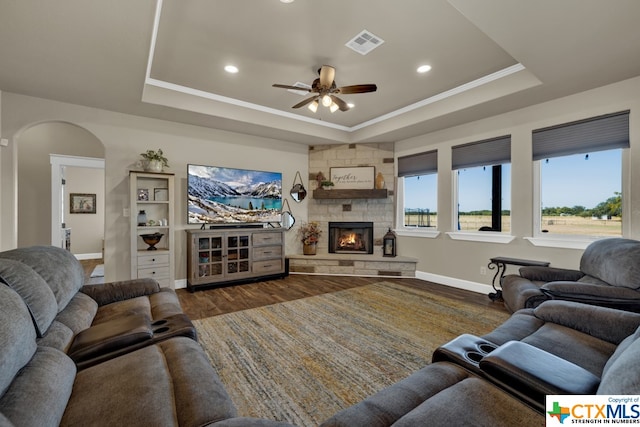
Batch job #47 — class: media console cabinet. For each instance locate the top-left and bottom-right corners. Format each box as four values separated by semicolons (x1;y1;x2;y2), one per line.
186;228;286;291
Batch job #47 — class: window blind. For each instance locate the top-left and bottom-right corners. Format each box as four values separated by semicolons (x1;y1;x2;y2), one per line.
532;110;630;160
451;135;511;170
398;150;437;177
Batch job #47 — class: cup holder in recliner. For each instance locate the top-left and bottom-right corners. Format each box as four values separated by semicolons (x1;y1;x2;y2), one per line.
478;343;498;354
153;326;170;334
432;334;500;373
465;351;484;363
152;319;168;326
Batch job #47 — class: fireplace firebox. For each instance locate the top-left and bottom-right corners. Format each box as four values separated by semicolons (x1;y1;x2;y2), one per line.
328;222;374;254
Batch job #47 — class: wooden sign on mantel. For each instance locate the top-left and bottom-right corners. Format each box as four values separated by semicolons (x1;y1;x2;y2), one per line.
330;166;375;189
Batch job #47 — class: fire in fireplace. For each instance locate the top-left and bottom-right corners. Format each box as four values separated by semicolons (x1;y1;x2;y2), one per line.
329;222;374;254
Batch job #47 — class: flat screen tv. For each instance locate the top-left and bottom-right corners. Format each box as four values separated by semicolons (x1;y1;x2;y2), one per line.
188;164;282;224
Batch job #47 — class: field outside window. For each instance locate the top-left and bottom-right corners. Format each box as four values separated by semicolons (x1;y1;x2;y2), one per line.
456;164;511;233
403;174;437;228
538;149;621;237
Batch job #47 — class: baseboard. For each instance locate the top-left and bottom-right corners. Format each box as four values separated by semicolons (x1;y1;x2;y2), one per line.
74;252;103;260
416;270;493;295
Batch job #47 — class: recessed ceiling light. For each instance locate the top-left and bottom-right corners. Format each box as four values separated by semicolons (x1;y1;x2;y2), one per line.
417;65;432;74
347;103;355;109
280;0;294;3
224;65;239;74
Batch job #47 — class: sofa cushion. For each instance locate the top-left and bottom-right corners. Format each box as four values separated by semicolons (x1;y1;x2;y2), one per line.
580;238;640;289
598;327;640;394
0;246;84;311
0;258;57;337
0;286;37;397
54;292;98;335
61;337;237;427
0;346;75;427
91;289;183;326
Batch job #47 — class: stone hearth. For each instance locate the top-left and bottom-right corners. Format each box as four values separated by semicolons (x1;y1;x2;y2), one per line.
288;252;417;277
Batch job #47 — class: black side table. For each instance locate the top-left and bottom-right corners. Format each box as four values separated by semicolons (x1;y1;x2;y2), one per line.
488;257;550;301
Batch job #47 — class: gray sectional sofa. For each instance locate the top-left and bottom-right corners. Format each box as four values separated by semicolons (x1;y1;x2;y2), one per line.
322;300;640;426
0;245;293;427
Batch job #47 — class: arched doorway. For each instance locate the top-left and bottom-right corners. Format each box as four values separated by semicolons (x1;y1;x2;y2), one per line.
16;122;105;258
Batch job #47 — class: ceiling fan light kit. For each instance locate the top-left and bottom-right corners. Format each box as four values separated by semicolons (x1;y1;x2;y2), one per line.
273;65;377;113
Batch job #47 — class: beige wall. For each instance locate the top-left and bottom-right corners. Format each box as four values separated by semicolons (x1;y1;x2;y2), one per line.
395;75;640;289
1;75;639;291
0;93;308;285
65;166;105;256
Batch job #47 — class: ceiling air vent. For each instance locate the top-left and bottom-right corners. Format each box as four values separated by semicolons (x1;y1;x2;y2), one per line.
345;30;385;55
287;82;311;96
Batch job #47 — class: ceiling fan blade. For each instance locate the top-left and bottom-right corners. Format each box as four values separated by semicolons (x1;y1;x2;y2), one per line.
336;84;377;94
272;84;310;91
292;95;319;109
330;95;350;112
319;65;335;88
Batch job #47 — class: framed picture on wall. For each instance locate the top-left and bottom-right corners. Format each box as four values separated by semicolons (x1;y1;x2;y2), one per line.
70;193;96;214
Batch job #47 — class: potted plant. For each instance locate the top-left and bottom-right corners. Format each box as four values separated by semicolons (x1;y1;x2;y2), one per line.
320;180;334;190
298;221;322;255
140;149;169;172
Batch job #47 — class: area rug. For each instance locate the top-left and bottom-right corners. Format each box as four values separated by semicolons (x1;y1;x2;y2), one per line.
194;281;509;427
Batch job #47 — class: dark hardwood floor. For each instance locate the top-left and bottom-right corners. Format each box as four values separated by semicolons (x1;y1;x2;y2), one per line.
79;260;508;320
175;275;509;320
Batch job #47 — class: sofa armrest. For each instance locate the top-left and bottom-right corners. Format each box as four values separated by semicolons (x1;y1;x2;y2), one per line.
479;341;600;406
80;278;160;306
68;314;153;364
542;280;640;304
519;266;584;282
533;300;640;344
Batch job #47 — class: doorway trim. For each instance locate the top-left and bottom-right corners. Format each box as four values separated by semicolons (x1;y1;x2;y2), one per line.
50;154;105;249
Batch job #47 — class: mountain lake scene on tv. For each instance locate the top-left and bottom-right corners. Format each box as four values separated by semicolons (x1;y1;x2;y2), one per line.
188;165;282;224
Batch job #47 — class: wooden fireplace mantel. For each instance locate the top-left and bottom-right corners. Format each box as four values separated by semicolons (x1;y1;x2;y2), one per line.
313;189;388;199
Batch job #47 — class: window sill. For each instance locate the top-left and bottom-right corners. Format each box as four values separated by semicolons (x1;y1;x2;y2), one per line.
446;231;515;244
524;236;600;250
395;228;440;239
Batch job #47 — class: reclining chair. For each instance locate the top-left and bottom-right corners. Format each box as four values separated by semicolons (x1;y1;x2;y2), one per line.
501;237;640;313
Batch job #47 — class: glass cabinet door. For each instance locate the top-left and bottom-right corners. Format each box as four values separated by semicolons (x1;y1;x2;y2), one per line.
196;236;224;278
227;234;250;275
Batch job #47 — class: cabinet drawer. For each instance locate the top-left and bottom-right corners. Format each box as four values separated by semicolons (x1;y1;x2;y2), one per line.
138;253;169;267
138;266;169;279
253;245;283;260
252;232;282;246
253;259;283;274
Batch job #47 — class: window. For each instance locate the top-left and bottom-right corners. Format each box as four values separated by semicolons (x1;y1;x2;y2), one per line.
533;111;629;238
452;136;511;232
456;164;511;232
398;150;437;229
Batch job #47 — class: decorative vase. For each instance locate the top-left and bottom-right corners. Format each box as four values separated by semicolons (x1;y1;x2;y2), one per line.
146;160;163;173
137;210;147;226
375;172;385;189
303;243;317;255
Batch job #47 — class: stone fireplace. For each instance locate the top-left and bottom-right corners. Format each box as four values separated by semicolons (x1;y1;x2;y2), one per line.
329;221;374;254
287;142;417;277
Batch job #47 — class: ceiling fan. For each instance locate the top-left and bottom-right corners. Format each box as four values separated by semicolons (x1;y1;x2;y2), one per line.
272;65;377;112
